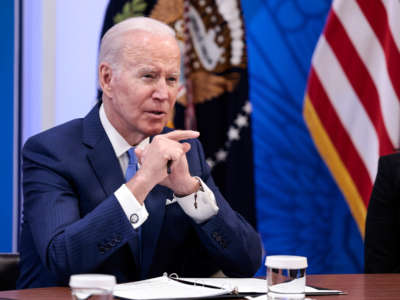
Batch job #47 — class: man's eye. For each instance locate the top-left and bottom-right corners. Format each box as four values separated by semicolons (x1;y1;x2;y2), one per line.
143;74;154;79
167;77;177;83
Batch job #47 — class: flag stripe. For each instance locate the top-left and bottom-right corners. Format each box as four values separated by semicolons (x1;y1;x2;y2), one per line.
333;0;400;148
324;11;394;155
380;0;400;53
356;0;400;105
313;35;378;182
303;96;366;236
307;67;372;202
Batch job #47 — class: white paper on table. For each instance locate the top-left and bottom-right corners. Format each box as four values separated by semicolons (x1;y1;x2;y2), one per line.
113;276;233;300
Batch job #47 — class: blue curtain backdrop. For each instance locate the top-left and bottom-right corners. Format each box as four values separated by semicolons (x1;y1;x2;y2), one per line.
0;1;14;252
241;0;364;274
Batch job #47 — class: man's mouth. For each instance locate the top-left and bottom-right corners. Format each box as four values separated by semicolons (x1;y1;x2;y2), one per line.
146;110;166;116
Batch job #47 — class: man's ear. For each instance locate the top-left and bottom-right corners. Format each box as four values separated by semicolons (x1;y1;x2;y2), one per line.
99;62;113;98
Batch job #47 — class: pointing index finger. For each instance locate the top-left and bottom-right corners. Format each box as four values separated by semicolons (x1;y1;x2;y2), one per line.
162;130;200;141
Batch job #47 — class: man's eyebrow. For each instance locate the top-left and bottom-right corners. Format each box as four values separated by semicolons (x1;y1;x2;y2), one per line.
136;66;179;76
136;66;157;72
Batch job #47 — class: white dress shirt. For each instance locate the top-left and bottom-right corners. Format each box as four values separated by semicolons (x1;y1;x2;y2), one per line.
99;104;219;229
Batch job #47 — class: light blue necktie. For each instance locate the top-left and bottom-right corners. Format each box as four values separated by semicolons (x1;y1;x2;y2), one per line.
126;148;138;181
125;148;142;268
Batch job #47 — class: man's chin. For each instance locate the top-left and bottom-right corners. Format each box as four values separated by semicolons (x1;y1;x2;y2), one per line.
144;126;165;137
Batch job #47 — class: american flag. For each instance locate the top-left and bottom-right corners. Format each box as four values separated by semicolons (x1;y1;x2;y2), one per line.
304;0;400;237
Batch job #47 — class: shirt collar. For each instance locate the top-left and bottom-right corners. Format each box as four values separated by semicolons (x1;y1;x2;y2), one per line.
99;104;149;158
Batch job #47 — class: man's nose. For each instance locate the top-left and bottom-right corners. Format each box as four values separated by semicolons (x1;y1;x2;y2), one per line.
153;79;169;101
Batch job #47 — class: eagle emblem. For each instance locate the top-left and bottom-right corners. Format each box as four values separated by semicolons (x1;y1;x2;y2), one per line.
150;0;246;106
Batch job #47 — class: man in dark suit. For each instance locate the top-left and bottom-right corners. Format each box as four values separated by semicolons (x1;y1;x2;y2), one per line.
17;17;262;288
365;153;400;273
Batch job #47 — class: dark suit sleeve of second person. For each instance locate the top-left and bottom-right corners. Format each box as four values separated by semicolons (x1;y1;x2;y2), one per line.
365;154;400;273
187;139;263;277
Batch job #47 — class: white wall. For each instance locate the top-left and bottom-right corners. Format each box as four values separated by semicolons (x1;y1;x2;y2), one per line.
23;0;109;142
55;0;109;126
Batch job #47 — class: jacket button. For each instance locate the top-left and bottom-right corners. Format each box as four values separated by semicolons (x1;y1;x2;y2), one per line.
98;245;106;254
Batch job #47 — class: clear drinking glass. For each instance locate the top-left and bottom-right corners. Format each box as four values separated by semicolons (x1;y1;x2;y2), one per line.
265;255;308;300
69;274;116;300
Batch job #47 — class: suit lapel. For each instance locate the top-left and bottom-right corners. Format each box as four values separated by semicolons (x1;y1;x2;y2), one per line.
82;104;125;197
87;138;125;196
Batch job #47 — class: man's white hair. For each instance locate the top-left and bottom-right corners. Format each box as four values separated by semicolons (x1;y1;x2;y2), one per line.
98;17;176;70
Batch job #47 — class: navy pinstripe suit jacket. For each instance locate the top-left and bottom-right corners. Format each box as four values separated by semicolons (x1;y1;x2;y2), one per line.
17;104;262;288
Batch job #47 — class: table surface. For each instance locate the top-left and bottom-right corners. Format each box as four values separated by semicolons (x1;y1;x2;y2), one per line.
0;274;399;300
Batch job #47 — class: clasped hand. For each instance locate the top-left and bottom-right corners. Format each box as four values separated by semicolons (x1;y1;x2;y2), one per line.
128;130;200;203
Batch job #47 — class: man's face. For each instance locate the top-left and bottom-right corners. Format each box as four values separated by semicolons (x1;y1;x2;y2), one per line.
101;31;181;144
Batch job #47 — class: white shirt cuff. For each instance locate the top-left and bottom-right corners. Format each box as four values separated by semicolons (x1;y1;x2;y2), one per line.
115;184;149;229
175;177;219;224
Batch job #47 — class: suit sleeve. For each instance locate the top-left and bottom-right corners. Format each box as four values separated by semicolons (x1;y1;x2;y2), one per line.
22;137;137;283
188;139;262;277
365;155;400;273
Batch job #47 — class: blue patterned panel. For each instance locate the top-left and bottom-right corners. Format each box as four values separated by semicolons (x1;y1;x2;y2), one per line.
241;0;364;274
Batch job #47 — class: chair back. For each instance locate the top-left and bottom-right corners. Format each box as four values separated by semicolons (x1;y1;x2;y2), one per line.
0;253;19;291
